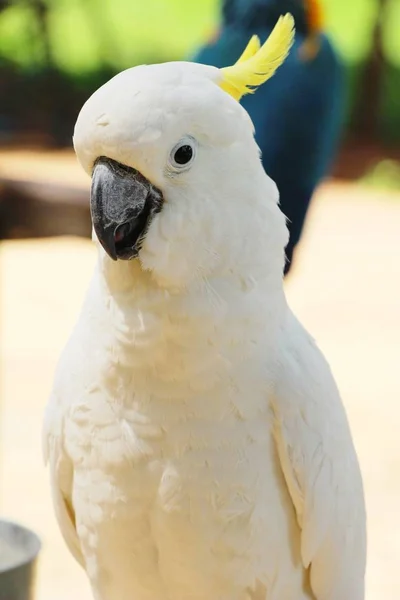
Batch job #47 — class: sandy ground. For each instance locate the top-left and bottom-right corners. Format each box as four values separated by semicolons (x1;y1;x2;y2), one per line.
0;174;399;600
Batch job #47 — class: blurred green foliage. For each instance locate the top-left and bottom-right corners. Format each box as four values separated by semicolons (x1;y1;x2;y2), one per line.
360;159;400;191
0;0;218;72
0;0;391;72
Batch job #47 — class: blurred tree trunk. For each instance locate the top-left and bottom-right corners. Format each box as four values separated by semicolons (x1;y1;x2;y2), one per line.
354;0;387;141
32;1;71;146
33;0;52;67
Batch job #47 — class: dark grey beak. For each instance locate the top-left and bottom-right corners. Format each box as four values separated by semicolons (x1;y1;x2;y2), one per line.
90;157;163;260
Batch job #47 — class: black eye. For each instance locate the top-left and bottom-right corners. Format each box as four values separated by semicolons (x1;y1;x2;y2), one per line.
169;137;197;172
173;144;193;165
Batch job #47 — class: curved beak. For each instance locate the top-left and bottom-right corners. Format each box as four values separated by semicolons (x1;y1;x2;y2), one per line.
90;157;163;260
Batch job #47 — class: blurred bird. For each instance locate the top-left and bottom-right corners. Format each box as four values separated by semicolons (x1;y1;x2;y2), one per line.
190;0;344;274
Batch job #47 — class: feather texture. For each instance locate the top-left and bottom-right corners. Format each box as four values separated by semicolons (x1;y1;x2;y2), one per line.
236;34;261;64
44;55;365;600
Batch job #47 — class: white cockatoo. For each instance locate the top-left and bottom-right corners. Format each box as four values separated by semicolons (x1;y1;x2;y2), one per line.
43;14;366;600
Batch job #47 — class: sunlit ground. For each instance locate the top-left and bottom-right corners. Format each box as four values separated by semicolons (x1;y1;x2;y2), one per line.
0;168;399;599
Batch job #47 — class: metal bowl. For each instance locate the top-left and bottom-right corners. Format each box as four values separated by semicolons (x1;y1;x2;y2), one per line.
0;520;41;600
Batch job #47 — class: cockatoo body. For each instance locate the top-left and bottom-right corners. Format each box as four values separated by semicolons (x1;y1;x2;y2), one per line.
43;16;366;600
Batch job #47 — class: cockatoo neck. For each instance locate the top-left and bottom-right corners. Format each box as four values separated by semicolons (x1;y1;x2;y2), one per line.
96;247;287;399
98;251;146;294
98;247;286;300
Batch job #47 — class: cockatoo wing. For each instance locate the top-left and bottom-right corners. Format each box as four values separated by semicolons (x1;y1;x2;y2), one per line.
272;313;366;600
43;397;85;568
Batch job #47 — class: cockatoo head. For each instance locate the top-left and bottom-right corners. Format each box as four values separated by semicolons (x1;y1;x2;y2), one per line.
74;15;294;289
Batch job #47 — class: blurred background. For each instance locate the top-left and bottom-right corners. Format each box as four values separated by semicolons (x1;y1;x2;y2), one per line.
0;1;399;599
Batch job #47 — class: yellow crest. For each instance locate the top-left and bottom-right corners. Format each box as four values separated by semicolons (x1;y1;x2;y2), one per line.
219;13;295;102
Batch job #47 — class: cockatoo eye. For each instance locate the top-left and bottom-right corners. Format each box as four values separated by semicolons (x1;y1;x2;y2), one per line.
169;137;197;171
174;145;193;165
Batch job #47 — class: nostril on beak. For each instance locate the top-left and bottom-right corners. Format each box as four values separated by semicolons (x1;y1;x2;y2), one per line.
113;216;147;257
114;221;132;245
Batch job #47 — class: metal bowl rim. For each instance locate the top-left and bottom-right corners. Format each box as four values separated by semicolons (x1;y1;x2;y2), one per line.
0;518;41;574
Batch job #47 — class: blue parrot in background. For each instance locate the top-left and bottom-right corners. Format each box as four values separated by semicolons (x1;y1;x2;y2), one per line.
189;0;344;275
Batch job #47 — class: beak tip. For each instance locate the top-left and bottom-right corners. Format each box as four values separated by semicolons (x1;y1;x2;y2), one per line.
102;243;118;262
95;228;118;261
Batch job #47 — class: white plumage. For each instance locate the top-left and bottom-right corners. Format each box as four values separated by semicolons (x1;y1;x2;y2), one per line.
43;58;366;600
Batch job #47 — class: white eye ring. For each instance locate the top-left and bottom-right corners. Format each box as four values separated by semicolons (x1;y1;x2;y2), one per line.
169;136;197;172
